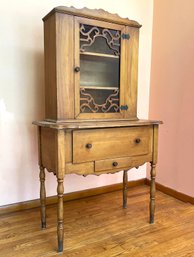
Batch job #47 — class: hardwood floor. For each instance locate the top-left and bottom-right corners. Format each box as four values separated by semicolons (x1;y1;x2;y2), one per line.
0;185;194;257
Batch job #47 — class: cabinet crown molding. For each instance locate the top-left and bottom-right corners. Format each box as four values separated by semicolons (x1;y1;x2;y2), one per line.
43;6;142;28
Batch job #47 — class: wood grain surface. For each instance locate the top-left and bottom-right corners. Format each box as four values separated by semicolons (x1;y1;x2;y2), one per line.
0;186;194;256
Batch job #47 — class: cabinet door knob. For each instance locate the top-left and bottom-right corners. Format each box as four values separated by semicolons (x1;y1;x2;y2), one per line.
74;66;80;72
135;138;141;144
86;143;92;149
112;162;118;167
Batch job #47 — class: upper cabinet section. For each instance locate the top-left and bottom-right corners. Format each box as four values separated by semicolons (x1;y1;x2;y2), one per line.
43;7;141;121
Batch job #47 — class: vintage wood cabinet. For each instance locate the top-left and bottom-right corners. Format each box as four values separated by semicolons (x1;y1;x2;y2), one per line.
33;6;162;253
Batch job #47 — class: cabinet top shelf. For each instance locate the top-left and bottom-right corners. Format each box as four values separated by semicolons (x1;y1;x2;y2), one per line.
80;51;119;59
80;85;119;90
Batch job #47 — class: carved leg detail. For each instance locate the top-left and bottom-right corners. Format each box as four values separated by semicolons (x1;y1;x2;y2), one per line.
39;166;46;229
150;163;156;224
57;178;64;253
123;170;128;209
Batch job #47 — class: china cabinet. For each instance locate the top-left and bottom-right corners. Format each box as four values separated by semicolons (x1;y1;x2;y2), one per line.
33;6;162;252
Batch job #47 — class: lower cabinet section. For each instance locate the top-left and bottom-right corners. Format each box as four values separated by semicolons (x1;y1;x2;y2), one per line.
40;125;155;176
35;120;161;253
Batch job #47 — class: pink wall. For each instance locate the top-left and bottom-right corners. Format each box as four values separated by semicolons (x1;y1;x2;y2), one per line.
149;0;194;196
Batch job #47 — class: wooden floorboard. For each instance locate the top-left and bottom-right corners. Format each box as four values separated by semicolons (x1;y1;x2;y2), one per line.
0;185;194;257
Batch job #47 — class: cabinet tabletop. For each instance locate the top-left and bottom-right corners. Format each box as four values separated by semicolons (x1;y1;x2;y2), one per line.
33;119;162;130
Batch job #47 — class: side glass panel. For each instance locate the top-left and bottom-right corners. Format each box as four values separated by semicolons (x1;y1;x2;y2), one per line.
79;24;121;113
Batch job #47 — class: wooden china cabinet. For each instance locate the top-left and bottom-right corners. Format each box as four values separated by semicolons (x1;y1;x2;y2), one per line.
33;6;162;253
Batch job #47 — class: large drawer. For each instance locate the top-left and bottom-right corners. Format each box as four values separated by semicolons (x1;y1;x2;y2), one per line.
73;126;153;163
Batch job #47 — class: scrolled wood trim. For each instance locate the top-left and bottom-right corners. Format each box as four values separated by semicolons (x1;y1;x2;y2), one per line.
43;6;142;28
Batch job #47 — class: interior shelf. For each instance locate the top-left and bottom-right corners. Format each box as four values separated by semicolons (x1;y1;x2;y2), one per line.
80;85;119;90
80;51;119;59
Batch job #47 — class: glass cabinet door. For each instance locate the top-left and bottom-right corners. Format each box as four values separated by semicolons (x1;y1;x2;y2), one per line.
75;18;126;118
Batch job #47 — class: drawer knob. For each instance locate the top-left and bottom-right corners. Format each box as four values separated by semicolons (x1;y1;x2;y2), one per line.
86;143;92;149
112;162;118;167
135;138;141;144
74;66;80;72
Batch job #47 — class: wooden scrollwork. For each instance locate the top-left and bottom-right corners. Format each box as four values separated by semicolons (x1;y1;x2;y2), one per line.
80;24;120;56
80;88;119;113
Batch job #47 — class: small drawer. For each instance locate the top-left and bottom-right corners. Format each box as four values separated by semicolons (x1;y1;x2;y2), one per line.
73;126;152;164
95;157;132;172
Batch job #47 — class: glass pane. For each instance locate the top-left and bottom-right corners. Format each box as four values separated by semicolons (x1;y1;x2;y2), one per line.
79;23;121;113
80;54;120;88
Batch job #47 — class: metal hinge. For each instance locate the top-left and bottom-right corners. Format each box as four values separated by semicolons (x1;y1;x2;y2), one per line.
121;33;130;40
120;105;128;111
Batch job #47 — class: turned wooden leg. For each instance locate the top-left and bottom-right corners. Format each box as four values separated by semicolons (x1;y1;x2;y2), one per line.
57;178;64;252
39;165;46;229
150;162;156;224
123;170;128;208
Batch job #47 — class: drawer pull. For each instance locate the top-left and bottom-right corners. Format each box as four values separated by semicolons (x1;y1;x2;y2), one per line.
135;138;141;144
86;143;92;149
112;161;118;167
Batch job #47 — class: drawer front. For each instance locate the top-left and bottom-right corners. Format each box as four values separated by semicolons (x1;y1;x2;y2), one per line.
95;157;132;172
73;126;153;163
